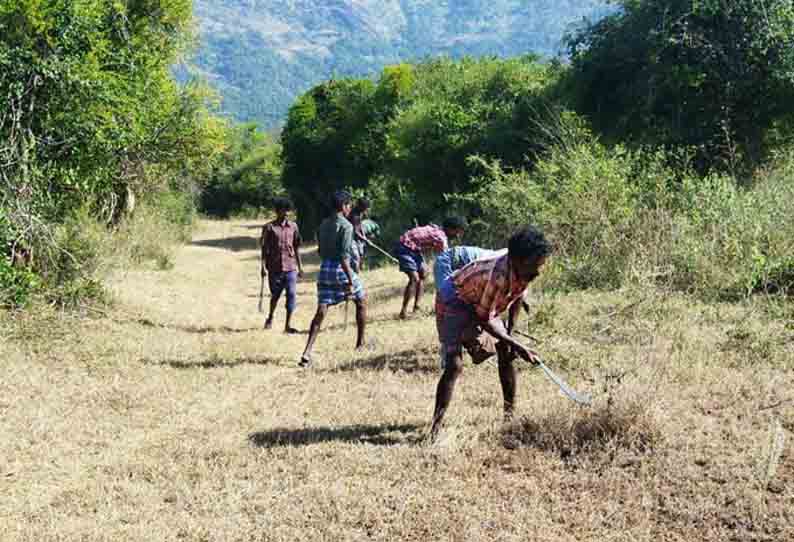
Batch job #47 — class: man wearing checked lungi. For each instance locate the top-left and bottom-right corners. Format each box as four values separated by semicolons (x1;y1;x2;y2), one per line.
299;191;367;368
430;225;551;438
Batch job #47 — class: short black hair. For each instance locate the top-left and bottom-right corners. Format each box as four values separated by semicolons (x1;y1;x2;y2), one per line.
354;198;371;212
273;197;293;212
442;216;467;231
331;190;352;211
508;225;551;260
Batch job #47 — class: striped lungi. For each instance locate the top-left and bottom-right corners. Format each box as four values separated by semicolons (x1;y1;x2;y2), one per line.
317;259;365;306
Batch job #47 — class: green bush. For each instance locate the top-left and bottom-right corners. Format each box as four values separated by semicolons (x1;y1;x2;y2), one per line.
0;257;40;308
459;113;794;299
667;157;794;299
460;115;640;290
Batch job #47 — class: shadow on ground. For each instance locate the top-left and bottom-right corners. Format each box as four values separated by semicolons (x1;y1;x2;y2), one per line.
327;348;438;374
249;422;424;448
124;317;261;335
192;236;259;252
237;223;268;230
142;354;284;369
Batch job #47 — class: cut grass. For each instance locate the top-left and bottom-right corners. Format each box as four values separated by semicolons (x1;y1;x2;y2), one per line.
1;219;792;541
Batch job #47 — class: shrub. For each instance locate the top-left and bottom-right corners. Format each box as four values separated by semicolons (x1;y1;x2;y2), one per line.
461;115;640;290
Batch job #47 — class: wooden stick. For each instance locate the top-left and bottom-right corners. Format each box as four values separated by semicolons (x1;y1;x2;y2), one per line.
366;239;399;264
258;270;265;313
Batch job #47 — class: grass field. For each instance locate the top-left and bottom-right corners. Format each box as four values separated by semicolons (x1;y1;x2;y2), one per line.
2;219;792;541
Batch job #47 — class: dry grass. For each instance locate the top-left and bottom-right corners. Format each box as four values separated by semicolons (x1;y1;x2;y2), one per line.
1;219;793;541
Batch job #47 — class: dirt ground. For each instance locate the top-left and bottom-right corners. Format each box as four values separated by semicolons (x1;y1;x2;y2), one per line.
2;219;792;541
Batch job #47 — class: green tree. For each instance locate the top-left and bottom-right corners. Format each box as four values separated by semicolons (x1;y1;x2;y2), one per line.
567;0;794;171
280;78;378;233
0;0;225;297
201;123;284;217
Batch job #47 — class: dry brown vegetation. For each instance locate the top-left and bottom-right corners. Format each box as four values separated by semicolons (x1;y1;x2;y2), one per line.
2;219;793;541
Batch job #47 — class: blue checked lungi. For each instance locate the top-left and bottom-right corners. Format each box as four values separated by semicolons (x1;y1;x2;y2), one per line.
317;259;365;306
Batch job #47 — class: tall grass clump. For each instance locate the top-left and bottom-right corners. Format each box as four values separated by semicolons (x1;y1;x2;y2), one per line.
1;190;197;310
462;112;794;300
501;396;663;462
666;154;794;299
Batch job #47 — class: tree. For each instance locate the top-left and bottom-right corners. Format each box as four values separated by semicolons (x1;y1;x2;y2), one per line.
280;78;378;233
0;0;223;286
567;0;794;171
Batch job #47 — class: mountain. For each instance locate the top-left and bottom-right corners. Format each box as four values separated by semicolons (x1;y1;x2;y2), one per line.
188;0;612;128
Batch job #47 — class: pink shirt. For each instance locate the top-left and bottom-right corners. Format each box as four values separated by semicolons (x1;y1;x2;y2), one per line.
399;225;448;253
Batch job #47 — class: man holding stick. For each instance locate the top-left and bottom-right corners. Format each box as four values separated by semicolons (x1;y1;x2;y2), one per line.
299;191;367;368
430;225;551;438
260;197;303;334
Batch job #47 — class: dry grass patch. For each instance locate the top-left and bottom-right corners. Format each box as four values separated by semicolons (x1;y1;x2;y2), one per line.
2;219;793;542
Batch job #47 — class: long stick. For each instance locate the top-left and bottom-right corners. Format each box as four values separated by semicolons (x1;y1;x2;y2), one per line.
258;270;265;313
366;239;399;264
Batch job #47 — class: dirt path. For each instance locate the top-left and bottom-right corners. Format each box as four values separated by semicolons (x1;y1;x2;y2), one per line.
2;219;792;541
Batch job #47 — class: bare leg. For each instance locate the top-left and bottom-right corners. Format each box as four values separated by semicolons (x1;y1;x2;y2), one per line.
300;305;328;366
413;266;426;313
430;351;464;438
284;309;298;334
400;272;419;319
497;343;517;421
413;276;424;312
354;297;367;348
265;292;281;329
284;275;299;334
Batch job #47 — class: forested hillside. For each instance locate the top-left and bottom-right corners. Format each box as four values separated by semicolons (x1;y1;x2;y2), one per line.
189;0;612;126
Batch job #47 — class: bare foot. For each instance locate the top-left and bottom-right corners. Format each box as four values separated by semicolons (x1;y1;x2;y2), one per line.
284;327;300;335
264;319;273;330
398;311;407;320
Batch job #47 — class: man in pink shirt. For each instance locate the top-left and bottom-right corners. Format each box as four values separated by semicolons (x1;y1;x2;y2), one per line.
395;216;466;319
430;225;551;438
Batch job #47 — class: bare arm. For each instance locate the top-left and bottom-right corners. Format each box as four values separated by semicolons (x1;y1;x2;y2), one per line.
294;227;303;276
340;257;354;293
481;316;539;364
260;227;269;276
507;300;522;335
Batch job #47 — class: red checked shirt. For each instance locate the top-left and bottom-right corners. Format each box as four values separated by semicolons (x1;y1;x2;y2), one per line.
452;252;529;321
399;225;448;253
261;219;301;272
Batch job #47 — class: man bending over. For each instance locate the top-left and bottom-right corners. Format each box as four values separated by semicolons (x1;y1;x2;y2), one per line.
431;225;551;437
395;217;466;319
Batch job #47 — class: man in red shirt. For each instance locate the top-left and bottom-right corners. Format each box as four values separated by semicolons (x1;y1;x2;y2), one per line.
261;197;303;333
395;216;466;319
430;225;551;438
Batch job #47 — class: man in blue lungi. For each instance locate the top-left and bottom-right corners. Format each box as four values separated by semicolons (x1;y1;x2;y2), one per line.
299;191;367;368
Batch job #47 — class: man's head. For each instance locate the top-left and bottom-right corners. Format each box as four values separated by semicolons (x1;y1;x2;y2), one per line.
273;197;293;221
354;198;370;217
507;225;551;282
442;216;467;241
332;190;353;217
